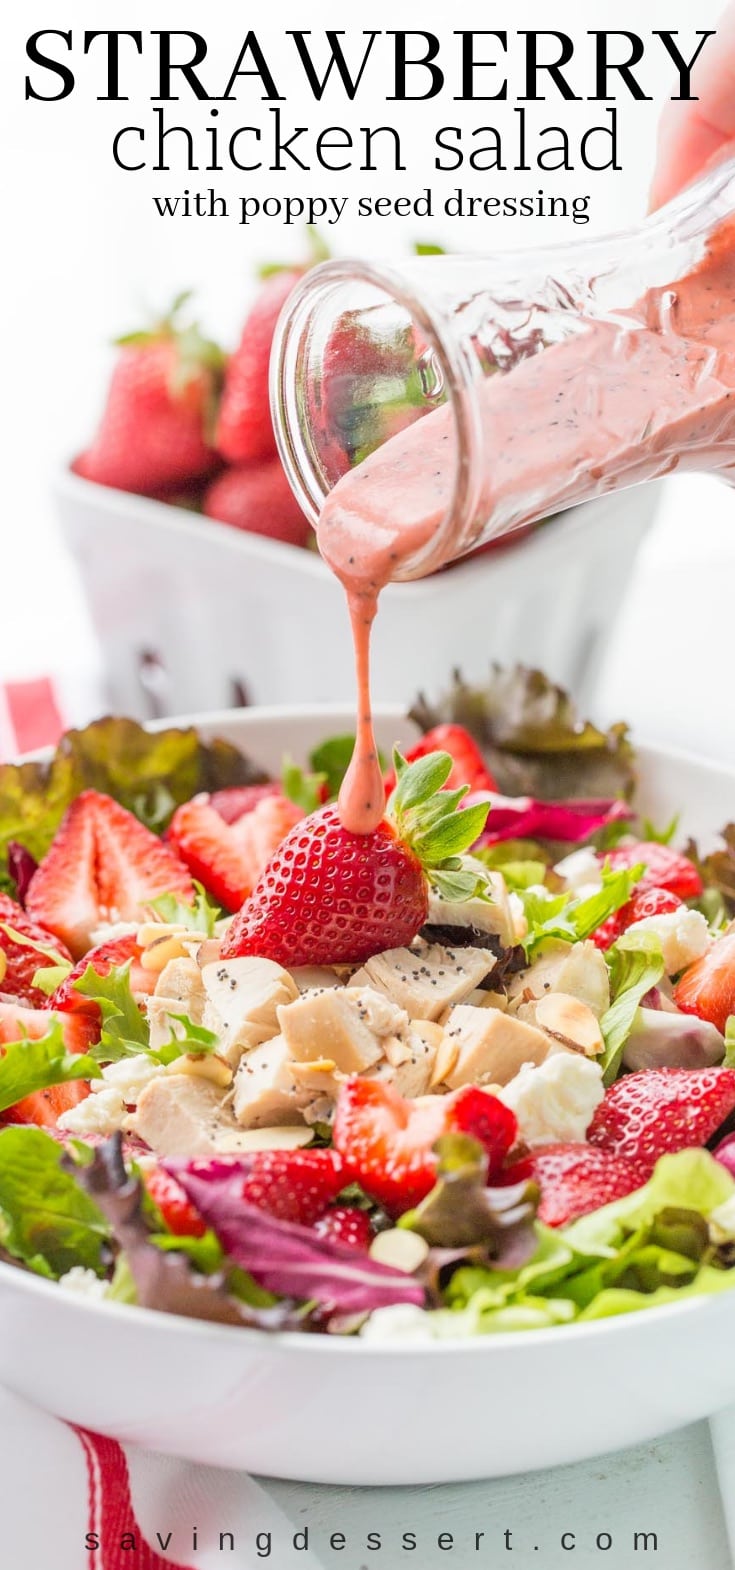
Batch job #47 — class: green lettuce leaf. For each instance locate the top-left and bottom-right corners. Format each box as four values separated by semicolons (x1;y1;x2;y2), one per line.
410;665;636;802
75;963;217;1066
149;882;221;936
437;1152;735;1334
598;930;666;1085
0;1019;97;1115
0;1126;110;1278
520;862;642;958
0;716;264;886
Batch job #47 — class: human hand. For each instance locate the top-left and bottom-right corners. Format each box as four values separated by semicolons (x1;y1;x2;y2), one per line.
651;4;735;208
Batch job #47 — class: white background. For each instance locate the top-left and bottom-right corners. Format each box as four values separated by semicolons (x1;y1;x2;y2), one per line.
3;0;734;757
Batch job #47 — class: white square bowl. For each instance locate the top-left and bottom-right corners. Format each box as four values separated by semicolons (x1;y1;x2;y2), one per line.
55;469;661;719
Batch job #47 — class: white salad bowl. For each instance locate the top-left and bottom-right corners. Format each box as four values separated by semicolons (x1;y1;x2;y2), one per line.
0;704;733;1486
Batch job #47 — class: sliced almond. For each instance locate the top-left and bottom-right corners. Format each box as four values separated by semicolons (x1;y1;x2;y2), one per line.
369;1229;429;1274
290;1057;337;1078
166;1052;233;1088
140;934;189;973
196;938;223;969
430;1033;459;1089
535;992;604;1056
215;1125;313;1153
137;920;189;948
0;951;7;985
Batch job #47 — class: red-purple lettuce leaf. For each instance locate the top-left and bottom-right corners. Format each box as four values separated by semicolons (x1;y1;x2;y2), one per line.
468;792;630;846
166;1157;426;1313
7;842;38;904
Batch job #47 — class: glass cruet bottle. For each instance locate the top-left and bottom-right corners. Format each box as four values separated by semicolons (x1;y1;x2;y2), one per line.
270;155;735;583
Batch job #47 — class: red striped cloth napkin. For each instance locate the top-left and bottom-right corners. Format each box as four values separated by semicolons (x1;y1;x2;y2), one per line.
0;1386;315;1570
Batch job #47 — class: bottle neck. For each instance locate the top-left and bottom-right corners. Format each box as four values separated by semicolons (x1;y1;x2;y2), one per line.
270;258;487;579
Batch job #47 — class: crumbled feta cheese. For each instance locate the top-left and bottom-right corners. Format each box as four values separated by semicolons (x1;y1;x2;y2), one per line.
553;848;603;898
627;908;711;975
360;1305;437;1343
96;1055;164;1104
499;1052;604;1145
57;1087;127;1135
88;920;139;947
58;1267;109;1301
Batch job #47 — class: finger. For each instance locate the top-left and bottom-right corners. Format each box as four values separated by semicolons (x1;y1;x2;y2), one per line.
650;3;735;209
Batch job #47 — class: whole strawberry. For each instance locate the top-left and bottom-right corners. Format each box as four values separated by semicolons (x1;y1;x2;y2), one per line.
215;270;302;464
203;458;310;548
220;749;490;967
588;1066;735;1179
74;295;224;496
313;1206;374;1252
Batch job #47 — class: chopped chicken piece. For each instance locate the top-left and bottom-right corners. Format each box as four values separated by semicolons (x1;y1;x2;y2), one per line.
442;1005;551;1089
351;943;496;1021
130;1074;242;1156
289;965;345;992
277;986;402;1074
200;956;299;1065
368;1031;436;1098
425;870;517;948
232;1035;309;1129
507;940;610;1019
154;956;206;1016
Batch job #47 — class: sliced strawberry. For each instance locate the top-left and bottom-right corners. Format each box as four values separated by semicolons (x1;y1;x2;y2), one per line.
448;1086;518;1170
606;842;703;902
143;1166;207;1238
0;998;96;1055
384;724;498;796
209;783;281;825
516;1143;644;1228
0;999;95;1128
588;1065;735;1178
25;791;193;959
313;1205;374;1252
168;793;303;913
0;892;72;1006
592;886;683;951
333;1079;449;1217
50;933;154;1032
674;933;735;1033
1;1080;91;1130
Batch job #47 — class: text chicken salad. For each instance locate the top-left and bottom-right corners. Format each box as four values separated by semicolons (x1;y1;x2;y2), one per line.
2;668;735;1341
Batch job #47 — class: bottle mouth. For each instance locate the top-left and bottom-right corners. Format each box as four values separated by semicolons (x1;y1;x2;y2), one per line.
270;259;483;581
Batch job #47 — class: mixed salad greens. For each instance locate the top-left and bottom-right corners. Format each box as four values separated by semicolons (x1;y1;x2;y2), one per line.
1;666;735;1340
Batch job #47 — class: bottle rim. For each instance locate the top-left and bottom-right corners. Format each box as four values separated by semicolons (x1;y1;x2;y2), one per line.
269;257;485;581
